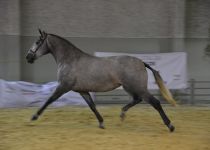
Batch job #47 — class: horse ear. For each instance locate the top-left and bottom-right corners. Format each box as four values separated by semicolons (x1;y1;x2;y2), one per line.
43;31;47;36
38;28;42;36
38;28;47;38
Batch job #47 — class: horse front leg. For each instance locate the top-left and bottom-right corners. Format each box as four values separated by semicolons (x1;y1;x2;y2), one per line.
31;85;69;121
79;92;104;129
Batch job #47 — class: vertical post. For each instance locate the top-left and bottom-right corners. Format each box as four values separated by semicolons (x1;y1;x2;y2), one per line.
170;0;186;52
190;79;195;105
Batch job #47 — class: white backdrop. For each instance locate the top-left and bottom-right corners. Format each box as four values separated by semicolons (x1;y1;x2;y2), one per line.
95;52;187;89
0;80;87;108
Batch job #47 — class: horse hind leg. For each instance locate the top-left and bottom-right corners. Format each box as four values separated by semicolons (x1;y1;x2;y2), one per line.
143;93;175;132
120;94;142;121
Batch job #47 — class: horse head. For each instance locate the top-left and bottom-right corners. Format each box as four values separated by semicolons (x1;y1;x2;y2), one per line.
26;29;49;63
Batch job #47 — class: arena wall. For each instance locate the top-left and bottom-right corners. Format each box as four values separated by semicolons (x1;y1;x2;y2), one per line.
0;0;209;82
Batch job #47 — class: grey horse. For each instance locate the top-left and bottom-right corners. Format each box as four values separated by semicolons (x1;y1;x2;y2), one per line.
26;29;176;132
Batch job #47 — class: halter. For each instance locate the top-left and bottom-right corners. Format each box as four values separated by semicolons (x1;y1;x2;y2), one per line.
29;34;48;55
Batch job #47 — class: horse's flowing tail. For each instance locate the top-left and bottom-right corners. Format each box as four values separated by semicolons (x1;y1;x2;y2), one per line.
144;63;177;106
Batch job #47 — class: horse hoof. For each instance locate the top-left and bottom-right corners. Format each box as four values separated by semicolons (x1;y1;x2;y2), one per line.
31;114;38;121
99;123;105;129
120;112;126;121
168;124;175;132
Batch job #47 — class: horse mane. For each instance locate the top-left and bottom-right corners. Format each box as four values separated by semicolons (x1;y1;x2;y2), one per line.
49;33;82;52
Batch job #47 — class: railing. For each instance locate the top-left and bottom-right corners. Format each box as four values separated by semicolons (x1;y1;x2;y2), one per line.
94;79;210;105
186;79;210;105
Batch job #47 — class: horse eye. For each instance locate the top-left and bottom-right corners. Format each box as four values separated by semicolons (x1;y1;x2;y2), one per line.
36;39;42;44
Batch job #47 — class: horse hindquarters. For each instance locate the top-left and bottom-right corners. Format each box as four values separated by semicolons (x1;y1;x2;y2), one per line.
119;65;175;132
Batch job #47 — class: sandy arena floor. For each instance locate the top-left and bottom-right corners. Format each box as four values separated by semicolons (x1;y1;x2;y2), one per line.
0;105;210;150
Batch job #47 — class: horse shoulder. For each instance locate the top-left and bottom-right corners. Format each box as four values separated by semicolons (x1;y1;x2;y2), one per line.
57;63;77;85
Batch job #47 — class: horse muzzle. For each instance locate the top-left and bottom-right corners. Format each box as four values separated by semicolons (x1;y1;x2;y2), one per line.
26;53;36;64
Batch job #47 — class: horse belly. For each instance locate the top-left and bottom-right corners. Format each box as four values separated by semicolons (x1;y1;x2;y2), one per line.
72;72;121;92
72;81;121;92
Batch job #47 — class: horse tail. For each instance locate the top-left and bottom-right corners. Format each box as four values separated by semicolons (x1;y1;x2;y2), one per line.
144;62;177;106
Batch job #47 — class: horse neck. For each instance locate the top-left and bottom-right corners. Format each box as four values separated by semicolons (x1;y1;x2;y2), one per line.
47;35;88;64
